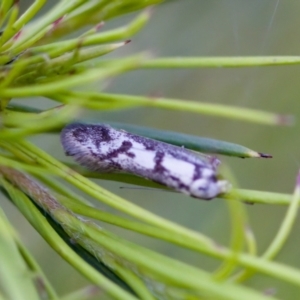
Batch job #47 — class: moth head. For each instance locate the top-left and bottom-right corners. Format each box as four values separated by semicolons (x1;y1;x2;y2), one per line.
189;176;231;200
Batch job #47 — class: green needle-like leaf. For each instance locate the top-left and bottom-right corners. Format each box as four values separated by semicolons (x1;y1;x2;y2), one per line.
104;121;272;158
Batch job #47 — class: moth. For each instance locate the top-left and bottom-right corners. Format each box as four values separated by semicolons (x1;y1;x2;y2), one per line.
60;123;231;200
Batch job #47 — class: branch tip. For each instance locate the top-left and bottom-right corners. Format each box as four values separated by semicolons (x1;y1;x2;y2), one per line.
258;152;272;158
96;22;105;31
276;114;294;126
296;170;300;187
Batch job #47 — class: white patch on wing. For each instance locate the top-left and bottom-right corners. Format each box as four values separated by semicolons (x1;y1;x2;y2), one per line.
130;140;147;150
201;168;214;178
129;148;156;169
161;155;194;185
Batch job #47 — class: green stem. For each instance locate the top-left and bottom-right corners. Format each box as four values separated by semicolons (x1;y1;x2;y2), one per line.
0;207;40;300
17;242;59;300
1;178;138;300
30;10;150;55
8;1;87;54
0;0;46;48
0;3;19;49
0;0;14;28
114;266;156;300
224;189;291;205
7;142;300;288
141;56;300;68
263;173;300;258
60;91;290;125
213;165;249;280
0;167;274;300
0;56;144;97
233;171;300;282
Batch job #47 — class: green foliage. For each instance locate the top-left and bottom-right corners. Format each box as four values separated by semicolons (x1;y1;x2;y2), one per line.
0;1;299;300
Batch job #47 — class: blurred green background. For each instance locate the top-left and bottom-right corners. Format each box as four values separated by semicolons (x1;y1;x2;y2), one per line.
4;1;300;299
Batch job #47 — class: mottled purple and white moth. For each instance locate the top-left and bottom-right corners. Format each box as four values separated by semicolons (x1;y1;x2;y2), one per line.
60;123;231;200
